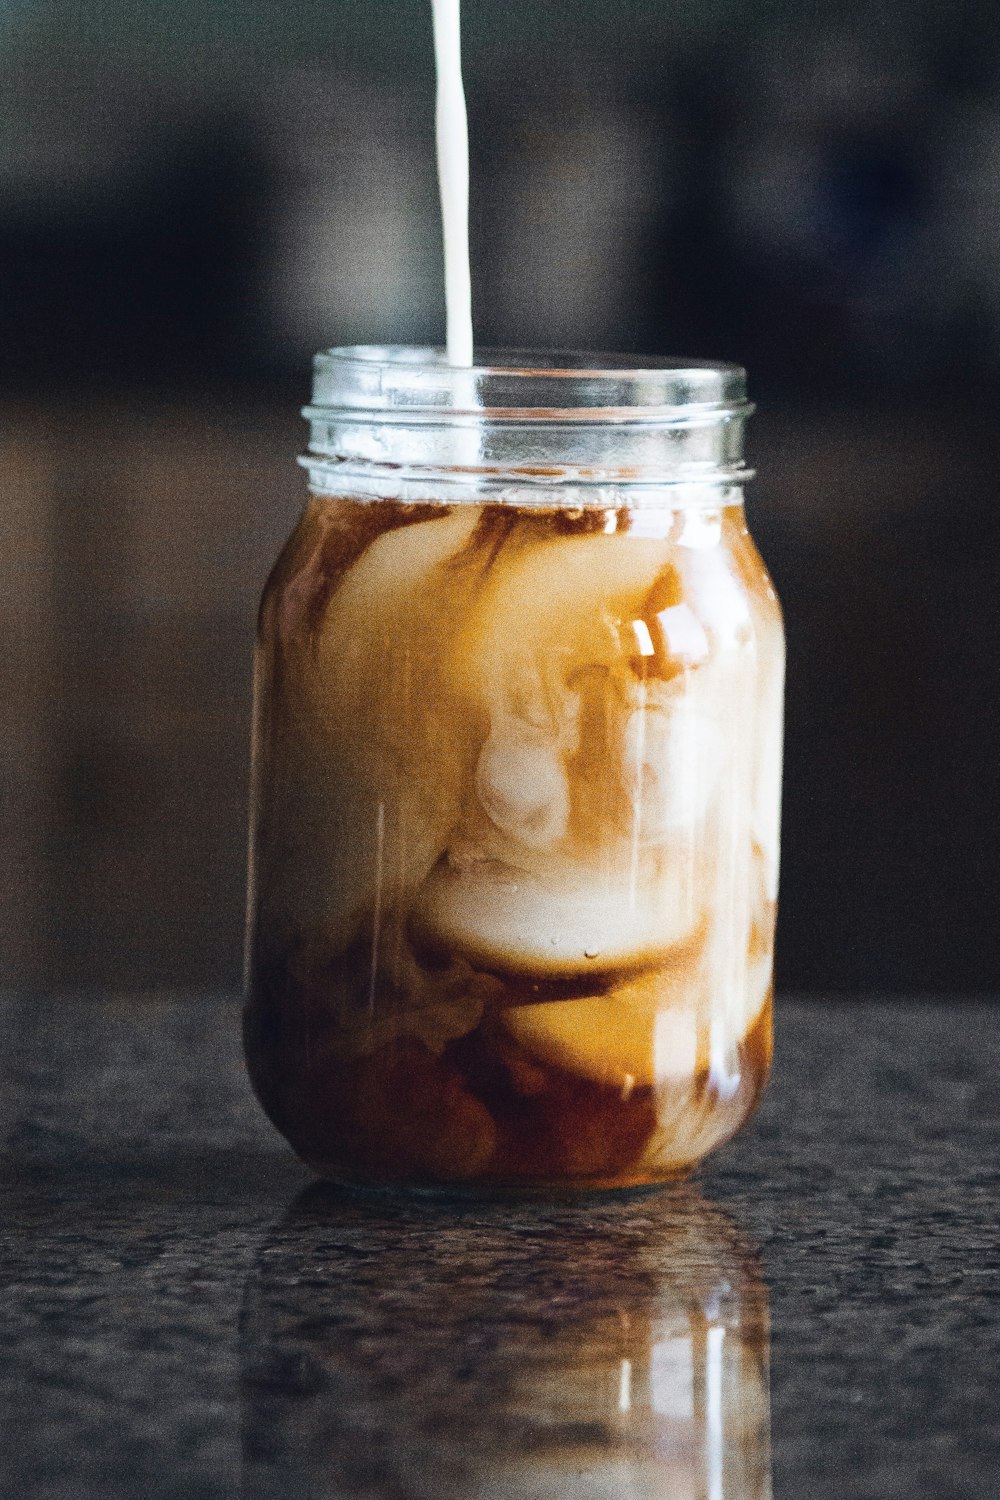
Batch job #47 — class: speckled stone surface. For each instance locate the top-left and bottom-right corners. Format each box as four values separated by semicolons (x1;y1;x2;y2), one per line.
0;995;996;1499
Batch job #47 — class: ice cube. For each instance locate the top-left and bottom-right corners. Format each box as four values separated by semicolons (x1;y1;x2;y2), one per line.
500;968;700;1089
474;726;570;849
412;855;702;978
448;531;673;719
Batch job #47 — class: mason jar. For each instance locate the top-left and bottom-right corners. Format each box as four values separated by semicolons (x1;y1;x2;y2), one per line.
243;347;784;1194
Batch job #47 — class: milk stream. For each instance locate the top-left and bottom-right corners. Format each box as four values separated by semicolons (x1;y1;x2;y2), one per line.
431;0;474;366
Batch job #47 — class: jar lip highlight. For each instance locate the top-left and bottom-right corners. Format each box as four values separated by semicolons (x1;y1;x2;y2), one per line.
309;345;752;421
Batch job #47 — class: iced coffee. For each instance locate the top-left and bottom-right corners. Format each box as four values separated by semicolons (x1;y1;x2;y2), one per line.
244;350;783;1191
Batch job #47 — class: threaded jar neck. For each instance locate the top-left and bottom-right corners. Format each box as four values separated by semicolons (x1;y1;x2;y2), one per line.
301;346;754;507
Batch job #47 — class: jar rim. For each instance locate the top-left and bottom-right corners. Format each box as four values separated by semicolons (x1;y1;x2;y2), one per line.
309;345;750;419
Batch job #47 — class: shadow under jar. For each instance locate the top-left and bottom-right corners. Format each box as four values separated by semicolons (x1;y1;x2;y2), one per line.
244;347;784;1195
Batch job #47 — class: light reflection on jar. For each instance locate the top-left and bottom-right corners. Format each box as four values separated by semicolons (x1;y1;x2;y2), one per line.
240;1185;771;1499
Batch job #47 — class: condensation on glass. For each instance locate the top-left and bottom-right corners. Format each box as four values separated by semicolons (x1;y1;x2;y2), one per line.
243;347;784;1193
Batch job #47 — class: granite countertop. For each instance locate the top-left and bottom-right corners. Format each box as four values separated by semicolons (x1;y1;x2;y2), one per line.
0;995;996;1499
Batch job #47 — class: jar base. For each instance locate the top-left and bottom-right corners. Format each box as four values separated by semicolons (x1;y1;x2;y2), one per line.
293;1163;695;1205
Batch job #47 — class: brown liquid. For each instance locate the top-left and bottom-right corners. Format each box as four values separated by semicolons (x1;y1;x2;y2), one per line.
245;496;783;1191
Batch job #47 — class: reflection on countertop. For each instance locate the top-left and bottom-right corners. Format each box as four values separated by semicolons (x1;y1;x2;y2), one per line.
241;1184;771;1500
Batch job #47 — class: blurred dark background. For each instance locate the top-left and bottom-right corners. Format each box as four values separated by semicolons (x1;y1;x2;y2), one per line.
2;0;999;995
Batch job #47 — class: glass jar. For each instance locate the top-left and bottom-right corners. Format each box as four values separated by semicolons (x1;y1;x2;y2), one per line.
243;347;784;1194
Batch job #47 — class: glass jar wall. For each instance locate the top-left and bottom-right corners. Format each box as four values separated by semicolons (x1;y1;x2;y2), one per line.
243;348;784;1193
